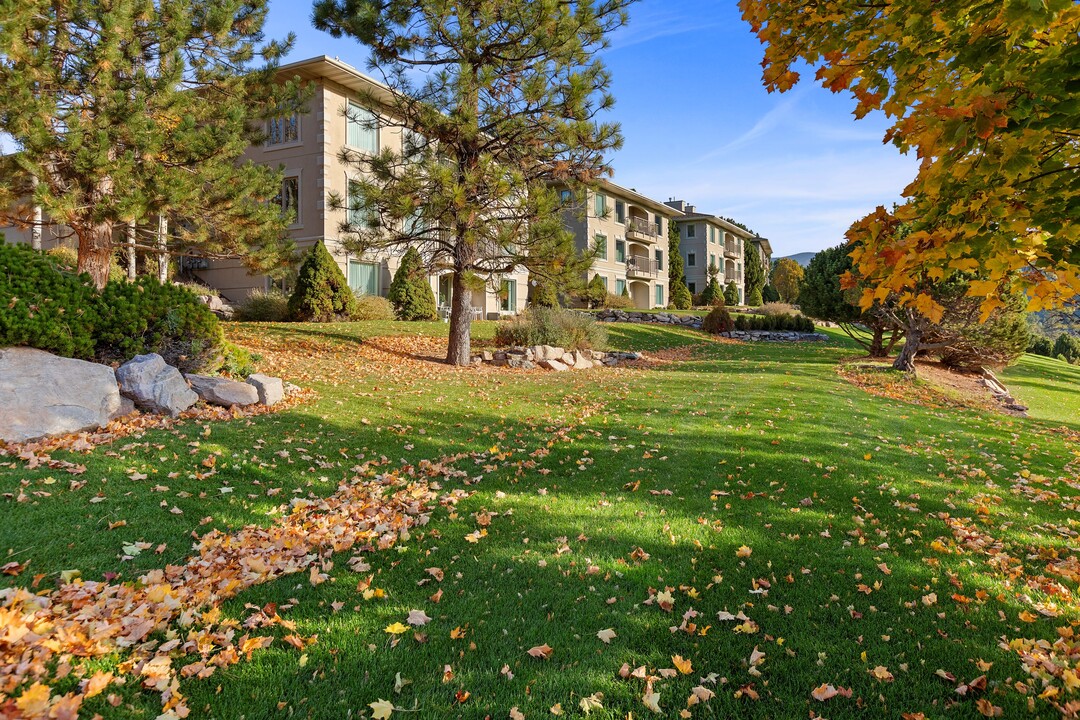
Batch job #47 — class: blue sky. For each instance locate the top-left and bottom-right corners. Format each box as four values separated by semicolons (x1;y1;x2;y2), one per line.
264;0;918;258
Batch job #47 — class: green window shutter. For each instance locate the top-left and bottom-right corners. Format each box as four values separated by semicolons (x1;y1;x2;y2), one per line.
655;284;663;306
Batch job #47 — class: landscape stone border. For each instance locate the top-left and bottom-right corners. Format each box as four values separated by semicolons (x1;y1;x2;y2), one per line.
592;309;829;342
470;345;641;371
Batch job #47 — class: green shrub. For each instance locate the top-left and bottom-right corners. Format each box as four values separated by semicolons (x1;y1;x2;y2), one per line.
602;292;634;310
1028;335;1054;357
1052;333;1080;364
702;305;734;334
670;281;692;310
351;293;395;321
737;313;815;333
762;285;781;303
0;242;98;357
494;308;607;351
388;247;437;320
219;341;258;378
94;277;224;372
288;241;357;322
747;286;763;306
700;278;724;306
529;279;561;308
235;288;291;322
174;281;218;297
734;314;749;331
724;281;740;306
582;274;607;309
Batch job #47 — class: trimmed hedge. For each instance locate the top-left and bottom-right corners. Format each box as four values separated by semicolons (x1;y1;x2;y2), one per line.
733;313;815;333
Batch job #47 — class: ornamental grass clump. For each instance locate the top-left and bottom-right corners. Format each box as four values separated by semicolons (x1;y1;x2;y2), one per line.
494;308;607;351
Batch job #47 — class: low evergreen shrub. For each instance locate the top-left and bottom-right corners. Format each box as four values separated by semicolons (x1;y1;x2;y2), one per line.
670;282;692;310
388;247;437;320
702;305;734;334
235;288;291;322
724;281;740;306
351;293;396;321
288;241;357;322
494;308;607;351
582;275;607;309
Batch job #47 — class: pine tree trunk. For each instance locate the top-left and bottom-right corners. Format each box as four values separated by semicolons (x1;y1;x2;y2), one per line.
126;221;137;280
445;271;473;366
156;214;168;283
76;222;115;290
893;318;922;372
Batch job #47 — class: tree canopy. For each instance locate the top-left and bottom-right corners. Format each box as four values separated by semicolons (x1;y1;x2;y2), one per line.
770;257;804;303
740;0;1080;317
312;0;628;365
0;0;306;289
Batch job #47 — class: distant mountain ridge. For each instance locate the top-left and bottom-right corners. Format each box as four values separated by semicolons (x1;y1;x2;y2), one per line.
779;252;817;268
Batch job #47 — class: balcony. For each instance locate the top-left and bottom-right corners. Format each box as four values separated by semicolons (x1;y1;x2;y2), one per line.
626;256;660;279
625;217;659;244
724;243;740;259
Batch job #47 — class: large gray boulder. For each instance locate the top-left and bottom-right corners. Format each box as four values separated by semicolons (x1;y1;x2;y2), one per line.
539;358;569;372
116;353;198;417
186;374;259;407
0;348;122;443
246;374;284;406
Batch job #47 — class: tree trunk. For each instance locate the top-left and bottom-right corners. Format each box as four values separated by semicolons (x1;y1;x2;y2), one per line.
156;214;168;283
30;176;42;251
76;222;115;290
126;221;137;280
445;271;473;366
868;325;886;357
893;317;923;372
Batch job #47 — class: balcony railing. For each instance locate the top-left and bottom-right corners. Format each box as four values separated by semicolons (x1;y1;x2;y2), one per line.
626;256;660;278
625;217;659;243
724;244;739;259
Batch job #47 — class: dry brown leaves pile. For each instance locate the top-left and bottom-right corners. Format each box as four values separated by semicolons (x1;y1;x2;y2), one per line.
0;460;471;719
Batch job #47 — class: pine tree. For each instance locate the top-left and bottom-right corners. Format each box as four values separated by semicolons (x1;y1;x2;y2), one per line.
388;247;438;320
700;262;724;306
312;0;628;365
583;274;607;309
0;0;307;289
288;241;357;321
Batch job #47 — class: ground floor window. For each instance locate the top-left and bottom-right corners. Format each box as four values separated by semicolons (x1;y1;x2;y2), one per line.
615;278;626;296
655;284;663;306
348;260;379;296
688;282;696;294
438;274;453;307
500;279;517;312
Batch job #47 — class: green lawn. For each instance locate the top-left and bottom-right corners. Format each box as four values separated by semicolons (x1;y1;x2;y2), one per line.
1;322;1077;719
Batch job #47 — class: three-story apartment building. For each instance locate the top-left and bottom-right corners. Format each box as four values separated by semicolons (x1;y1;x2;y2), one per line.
664;200;753;305
556;179;681;309
191;56;530;318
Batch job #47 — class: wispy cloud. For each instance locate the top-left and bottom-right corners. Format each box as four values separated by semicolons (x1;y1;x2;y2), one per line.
608;4;726;52
693;86;812;163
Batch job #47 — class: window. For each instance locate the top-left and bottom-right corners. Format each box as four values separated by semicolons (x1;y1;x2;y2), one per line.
347;101;379;152
500;279;517;312
654;215;662;235
710;226;716;243
267;114;299;145
600;275;608;291
594;233;607;260
348;260;380;296
688;282;696;294
275;176;299;225
594;193;606;217
686;224;696;238
438;275;453;307
559;189;572;204
710;254;716;269
654;248;663;271
615;200;625;224
687;252;696;267
615;279;626;296
347;180;377;228
615;239;626;263
655;284;663;307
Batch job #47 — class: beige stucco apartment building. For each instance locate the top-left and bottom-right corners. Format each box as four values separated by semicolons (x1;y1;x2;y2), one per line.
556;179;681;310
664;200;755;305
193;56;529;318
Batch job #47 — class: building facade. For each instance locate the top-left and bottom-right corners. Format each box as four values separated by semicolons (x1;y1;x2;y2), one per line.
192;56;529;318
664;200;753;305
557;179;680;310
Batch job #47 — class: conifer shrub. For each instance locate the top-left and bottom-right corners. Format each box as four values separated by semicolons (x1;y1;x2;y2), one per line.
734;314;749;331
1052;333;1080;364
235;288;291;322
582;274;607;308
762;285;780;303
747;286;763;306
494;308;606;351
529;279;560;308
351;293;396;321
702;305;734;334
725;281;740;306
1027;335;1054;357
700;278;724;306
0;241;97;357
94;277;224;372
387;247;437;320
670;281;692;310
288;241;357;322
